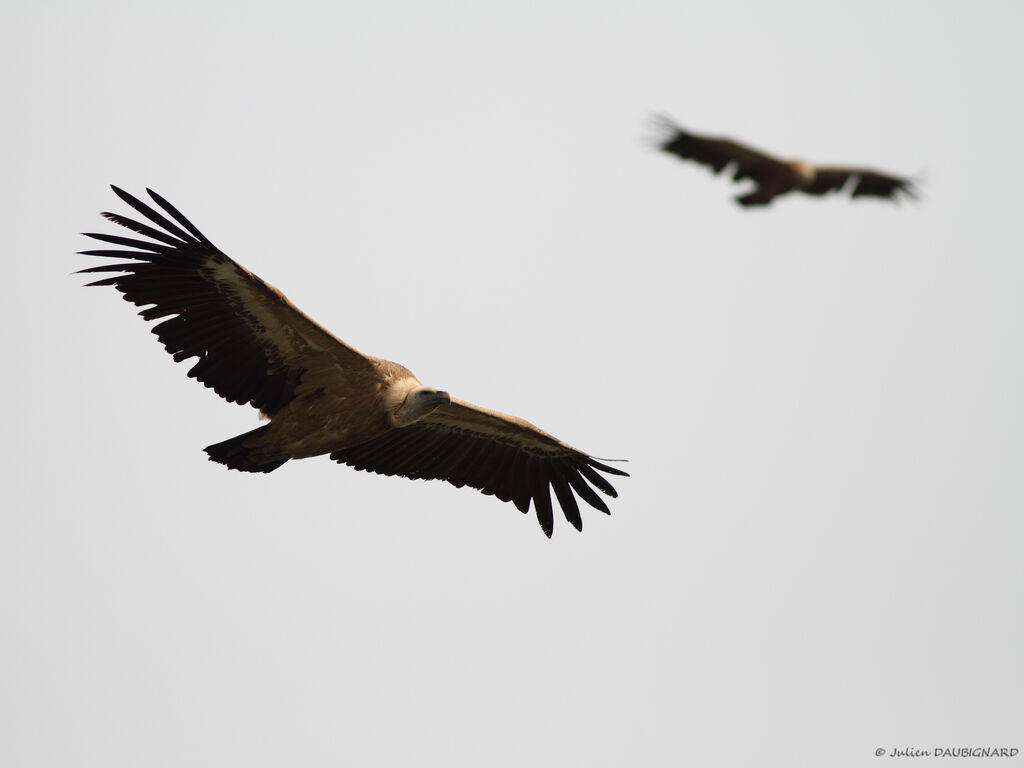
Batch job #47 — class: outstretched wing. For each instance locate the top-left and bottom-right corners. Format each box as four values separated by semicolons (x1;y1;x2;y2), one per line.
79;186;377;416
654;114;786;185
802;167;918;201
330;398;628;537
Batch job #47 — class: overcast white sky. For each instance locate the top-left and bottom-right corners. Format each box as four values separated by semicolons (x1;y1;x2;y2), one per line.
2;1;1022;766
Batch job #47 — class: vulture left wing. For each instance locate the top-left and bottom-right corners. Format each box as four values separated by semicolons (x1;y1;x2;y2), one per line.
330;398;628;537
802;167;918;201
79;186;378;417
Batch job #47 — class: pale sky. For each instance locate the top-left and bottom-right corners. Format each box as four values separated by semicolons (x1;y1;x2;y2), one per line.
2;1;1022;766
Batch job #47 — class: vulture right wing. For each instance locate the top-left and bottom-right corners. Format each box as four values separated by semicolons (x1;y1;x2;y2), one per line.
655;115;785;184
79;186;378;417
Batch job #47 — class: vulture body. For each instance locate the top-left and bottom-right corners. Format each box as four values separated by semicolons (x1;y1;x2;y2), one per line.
655;116;917;207
79;186;626;536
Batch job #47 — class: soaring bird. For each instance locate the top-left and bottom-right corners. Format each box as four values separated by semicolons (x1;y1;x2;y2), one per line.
654;115;918;207
79;186;626;536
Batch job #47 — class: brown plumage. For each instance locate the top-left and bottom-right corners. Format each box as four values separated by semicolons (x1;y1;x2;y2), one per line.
79;186;626;536
655;115;918;207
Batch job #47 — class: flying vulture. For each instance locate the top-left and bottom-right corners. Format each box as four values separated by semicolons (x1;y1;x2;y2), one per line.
78;186;627;536
654;115;918;207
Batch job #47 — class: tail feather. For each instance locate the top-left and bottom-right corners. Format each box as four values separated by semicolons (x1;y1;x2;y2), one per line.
205;425;289;473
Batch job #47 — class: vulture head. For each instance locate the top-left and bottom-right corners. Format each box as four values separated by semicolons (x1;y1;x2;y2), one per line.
788;160;817;188
389;384;452;427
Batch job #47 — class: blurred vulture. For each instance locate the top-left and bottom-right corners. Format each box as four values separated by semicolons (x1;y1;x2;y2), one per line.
655;115;918;207
79;186;626;536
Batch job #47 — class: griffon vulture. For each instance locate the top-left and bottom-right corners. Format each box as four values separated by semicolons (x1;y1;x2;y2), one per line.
79;186;626;536
655;116;918;207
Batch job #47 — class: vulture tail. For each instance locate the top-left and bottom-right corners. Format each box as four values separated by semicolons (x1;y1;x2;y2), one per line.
205;425;289;473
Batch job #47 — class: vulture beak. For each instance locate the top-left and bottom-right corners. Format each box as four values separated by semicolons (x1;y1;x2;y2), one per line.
436;390;452;405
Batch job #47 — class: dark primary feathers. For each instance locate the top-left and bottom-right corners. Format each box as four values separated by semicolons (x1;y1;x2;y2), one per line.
79;186;626;536
654;115;918;207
